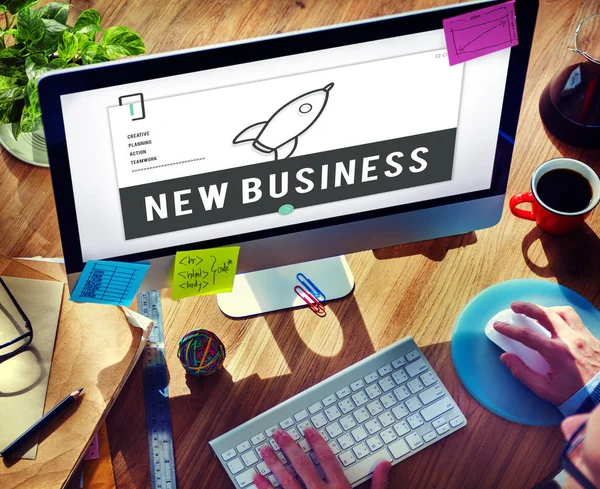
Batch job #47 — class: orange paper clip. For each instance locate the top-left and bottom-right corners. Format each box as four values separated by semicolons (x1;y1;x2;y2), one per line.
294;285;326;317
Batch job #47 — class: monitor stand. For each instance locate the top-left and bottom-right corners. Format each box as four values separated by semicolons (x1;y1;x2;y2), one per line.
217;256;354;318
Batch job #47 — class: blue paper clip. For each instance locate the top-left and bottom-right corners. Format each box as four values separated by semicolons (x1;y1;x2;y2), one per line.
296;273;326;301
294;285;326;317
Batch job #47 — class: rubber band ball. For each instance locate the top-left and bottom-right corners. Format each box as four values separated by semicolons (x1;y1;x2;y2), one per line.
177;329;226;376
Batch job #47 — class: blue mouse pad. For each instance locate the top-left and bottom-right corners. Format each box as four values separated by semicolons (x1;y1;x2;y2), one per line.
451;279;600;426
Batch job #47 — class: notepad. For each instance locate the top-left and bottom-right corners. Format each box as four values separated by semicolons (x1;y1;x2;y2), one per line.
70;261;150;306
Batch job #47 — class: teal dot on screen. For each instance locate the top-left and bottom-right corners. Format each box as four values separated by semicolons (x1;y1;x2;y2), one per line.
278;204;294;216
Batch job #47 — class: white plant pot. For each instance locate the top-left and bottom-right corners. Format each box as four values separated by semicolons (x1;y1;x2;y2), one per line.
0;124;49;167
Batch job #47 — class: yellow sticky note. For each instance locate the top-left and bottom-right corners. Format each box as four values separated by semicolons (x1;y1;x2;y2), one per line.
172;247;240;300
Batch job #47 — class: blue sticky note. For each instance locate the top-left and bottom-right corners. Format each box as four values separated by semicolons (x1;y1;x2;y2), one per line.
70;260;150;306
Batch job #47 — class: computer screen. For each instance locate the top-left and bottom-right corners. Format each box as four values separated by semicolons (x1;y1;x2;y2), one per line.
39;0;537;288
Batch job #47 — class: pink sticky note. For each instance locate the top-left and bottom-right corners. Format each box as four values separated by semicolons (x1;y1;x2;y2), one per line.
443;0;518;66
84;433;99;460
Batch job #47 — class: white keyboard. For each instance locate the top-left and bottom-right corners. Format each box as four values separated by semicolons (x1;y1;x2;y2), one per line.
210;336;466;488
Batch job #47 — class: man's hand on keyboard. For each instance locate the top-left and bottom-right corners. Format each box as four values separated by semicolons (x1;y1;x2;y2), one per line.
493;301;600;405
253;428;391;489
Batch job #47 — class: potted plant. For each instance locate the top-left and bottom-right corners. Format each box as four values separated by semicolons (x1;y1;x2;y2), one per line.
0;1;145;166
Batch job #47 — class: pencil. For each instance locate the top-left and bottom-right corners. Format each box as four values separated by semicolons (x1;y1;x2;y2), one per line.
0;388;84;458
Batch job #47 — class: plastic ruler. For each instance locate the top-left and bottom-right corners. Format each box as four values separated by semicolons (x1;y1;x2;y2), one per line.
138;290;177;489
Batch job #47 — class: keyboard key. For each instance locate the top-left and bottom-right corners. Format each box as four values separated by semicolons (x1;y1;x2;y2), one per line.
325;406;342;421
366;384;382;399
318;429;329;441
365;419;382;434
234;468;256;487
338;433;355;450
392;356;407;369
392;404;408;420
366;400;384;416
436;423;451;435
255;442;269;460
420;397;453;421
251;433;267;445
405;432;424;450
242;450;258;466
432;417;447;428
423;431;437;443
379;428;397;444
265;426;278;438
298;438;311;453
420;371;436;386
352;391;369;407
280;418;294;430
406;350;419;362
364;371;379;384
268;474;280;487
450;416;464;428
378;411;395;427
222;448;236;461
366;435;384;451
407;413;424;429
419;384;444;405
380;393;397;409
378;376;395;392
338;398;355;414
353;407;370;424
393;386;410;401
351;426;368;442
322;394;337;406
336;386;352;399
297;420;311;435
339;450;357;467
227;457;244;474
276;452;287;465
269;438;280;451
340;415;357;431
308;402;323;414
378;364;393;376
407;378;424;394
344;450;394;484
328;440;341;454
294;410;308;422
286;427;300;441
388;439;410;459
350;379;365;391
405;397;423;412
392;370;408;385
326;421;343;439
393;421;410;437
353;442;370;459
311;413;328;429
406;358;427;377
256;461;271;476
236;441;251;453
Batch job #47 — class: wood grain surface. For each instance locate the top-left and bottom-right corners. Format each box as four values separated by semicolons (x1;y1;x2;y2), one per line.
1;0;600;489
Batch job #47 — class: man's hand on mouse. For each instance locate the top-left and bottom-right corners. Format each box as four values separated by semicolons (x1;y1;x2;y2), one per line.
493;301;600;405
253;427;391;489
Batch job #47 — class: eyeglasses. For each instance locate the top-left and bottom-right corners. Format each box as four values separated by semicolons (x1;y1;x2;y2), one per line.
561;421;597;489
0;277;33;362
567;13;600;65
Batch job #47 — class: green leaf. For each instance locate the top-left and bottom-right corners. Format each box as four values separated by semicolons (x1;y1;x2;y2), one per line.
0;99;23;124
25;54;54;83
15;7;45;44
0;46;24;63
35;2;70;24
100;26;145;60
73;9;101;32
58;30;76;62
76;23;102;41
32;18;69;54
80;42;108;64
4;0;38;15
0;63;27;83
0;75;25;101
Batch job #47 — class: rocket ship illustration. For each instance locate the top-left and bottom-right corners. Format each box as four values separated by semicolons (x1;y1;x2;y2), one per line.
232;82;334;160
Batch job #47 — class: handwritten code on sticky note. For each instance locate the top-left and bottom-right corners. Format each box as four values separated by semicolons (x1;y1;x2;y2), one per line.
173;247;240;300
443;0;518;66
84;433;100;460
70;260;150;306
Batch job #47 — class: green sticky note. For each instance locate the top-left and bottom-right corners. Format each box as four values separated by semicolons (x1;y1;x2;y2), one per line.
172;246;240;300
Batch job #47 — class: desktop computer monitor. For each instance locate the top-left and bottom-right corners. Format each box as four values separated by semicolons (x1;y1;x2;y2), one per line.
39;0;538;316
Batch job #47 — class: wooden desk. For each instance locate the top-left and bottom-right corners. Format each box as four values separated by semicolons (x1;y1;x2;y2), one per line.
1;0;600;488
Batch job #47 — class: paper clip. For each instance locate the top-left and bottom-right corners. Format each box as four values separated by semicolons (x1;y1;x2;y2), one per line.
296;273;326;301
294;285;326;317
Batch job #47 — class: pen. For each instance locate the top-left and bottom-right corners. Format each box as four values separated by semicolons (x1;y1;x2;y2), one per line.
0;388;84;458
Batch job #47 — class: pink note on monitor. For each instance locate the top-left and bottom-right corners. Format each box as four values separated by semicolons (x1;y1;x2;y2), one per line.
443;0;518;66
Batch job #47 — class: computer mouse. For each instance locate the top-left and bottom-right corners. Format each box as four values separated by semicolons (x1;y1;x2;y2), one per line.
485;309;551;375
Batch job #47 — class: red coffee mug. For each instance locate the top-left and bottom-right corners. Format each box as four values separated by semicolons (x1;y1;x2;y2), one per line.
509;158;600;234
